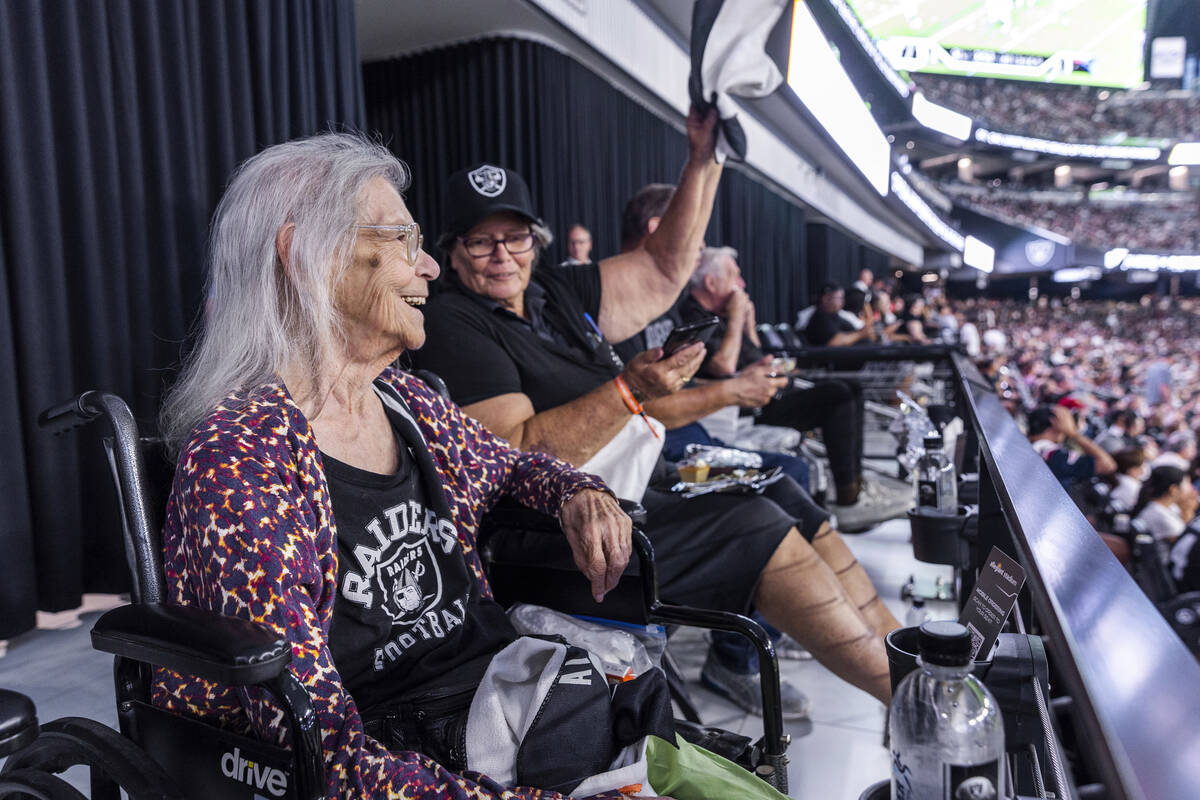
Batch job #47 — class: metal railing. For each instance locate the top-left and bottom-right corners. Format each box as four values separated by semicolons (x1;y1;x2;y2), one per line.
951;351;1200;800
787;343;1200;799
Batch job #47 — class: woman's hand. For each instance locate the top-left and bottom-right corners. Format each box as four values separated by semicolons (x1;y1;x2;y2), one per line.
560;489;633;603
686;102;720;165
622;343;706;401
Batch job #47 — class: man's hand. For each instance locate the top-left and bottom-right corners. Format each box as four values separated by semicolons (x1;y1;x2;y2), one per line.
725;356;789;408
622;343;705;401
724;288;752;324
744;302;761;347
559;489;633;603
1050;405;1079;439
686;103;720;165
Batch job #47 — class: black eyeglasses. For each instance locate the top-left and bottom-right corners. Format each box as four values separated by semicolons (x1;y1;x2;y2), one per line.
354;222;424;265
458;231;535;258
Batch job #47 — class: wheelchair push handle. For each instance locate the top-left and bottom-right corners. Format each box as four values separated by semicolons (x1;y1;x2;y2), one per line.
37;390;107;435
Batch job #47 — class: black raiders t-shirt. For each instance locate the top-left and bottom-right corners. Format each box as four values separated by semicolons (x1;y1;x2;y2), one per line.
324;395;516;711
414;263;621;412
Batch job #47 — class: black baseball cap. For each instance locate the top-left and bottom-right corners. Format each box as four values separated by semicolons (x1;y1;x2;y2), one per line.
438;163;544;249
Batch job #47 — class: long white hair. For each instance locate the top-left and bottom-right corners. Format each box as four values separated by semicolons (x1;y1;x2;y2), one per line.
160;133;409;453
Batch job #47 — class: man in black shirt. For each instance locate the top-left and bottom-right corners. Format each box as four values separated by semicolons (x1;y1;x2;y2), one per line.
804;282;876;347
616;191;910;533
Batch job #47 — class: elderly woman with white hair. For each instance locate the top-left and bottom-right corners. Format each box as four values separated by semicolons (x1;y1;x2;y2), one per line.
154;132;798;800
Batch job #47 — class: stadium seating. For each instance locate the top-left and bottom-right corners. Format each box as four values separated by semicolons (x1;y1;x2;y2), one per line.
913;74;1200;143
943;183;1200;252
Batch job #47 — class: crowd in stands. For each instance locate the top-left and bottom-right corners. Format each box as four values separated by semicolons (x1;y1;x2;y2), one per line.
912;74;1200;143
789;284;1200;600
943;184;1200;252
934;296;1200;596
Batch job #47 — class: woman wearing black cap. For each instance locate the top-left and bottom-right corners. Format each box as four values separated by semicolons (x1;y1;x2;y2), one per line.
416;106;898;708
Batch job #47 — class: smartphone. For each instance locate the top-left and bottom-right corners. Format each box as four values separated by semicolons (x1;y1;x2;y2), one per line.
661;316;721;357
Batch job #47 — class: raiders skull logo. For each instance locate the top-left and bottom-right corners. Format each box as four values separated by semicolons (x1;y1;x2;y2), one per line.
468;165;507;198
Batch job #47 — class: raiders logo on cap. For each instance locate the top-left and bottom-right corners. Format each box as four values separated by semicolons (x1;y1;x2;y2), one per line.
468;165;507;198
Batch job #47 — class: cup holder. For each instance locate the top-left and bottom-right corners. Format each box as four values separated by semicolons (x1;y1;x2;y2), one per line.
885;625;994;695
907;505;975;568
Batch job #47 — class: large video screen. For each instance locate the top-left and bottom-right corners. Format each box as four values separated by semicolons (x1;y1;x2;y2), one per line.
846;0;1147;87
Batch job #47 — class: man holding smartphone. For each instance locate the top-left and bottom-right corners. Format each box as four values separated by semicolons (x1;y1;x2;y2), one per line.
616;196;911;534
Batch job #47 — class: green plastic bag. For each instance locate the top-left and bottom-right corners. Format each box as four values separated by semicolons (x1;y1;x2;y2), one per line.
646;734;790;799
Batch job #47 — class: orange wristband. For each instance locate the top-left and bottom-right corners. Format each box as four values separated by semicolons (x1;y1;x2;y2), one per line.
613;375;644;414
614;376;660;440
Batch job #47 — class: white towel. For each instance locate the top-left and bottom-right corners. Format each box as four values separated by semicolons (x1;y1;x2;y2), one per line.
690;0;789;162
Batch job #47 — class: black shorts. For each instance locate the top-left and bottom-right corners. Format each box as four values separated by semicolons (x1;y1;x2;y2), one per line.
640;475;830;615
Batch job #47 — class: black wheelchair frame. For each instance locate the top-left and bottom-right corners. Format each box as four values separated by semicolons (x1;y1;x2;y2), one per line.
3;389;790;797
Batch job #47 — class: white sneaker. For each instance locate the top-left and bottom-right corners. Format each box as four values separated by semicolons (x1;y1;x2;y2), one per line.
833;479;914;533
774;633;814;661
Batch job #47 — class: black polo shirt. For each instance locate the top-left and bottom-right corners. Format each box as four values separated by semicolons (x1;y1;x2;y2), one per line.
413;264;622;411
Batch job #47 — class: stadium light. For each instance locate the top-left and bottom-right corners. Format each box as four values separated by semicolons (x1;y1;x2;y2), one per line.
826;0;910;98
889;171;965;251
787;1;891;195
1053;267;1101;283
911;93;973;142
963;235;995;273
1104;248;1129;268
1168;143;1200;166
974;128;1161;161
1105;250;1200;271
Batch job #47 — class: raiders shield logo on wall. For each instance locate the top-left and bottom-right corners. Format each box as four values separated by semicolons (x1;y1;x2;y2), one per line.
1025;239;1055;268
468;164;507;197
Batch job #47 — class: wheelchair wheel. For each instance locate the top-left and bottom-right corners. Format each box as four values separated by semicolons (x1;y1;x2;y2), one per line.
0;769;87;800
1;716;183;799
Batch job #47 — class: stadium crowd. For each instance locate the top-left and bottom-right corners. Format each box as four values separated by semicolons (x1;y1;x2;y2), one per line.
943;184;1200;252
868;293;1200;596
913;74;1200;143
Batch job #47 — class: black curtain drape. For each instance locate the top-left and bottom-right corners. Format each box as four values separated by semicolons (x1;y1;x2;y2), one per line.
363;38;808;324
0;0;363;638
804;222;888;302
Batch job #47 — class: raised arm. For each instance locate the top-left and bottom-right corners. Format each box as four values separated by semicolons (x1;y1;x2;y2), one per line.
595;106;723;343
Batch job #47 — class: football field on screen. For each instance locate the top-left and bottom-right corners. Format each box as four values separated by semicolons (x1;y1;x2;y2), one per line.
847;0;1147;87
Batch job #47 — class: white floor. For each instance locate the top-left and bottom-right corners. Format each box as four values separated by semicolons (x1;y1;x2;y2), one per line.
0;519;953;799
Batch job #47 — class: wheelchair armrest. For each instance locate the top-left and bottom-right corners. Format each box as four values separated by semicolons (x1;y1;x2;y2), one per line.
92;603;291;686
484;496;647;531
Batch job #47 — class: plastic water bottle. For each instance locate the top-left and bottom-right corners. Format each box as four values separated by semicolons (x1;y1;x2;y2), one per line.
905;598;930;628
889;621;1006;800
916;434;957;511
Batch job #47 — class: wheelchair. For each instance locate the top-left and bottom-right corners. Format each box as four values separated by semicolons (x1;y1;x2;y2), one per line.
0;686;182;799
3;388;791;797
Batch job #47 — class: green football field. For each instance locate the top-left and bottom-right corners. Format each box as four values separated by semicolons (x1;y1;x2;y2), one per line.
847;0;1146;87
